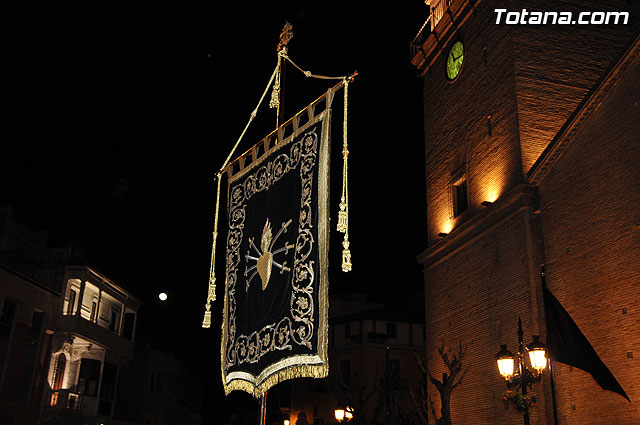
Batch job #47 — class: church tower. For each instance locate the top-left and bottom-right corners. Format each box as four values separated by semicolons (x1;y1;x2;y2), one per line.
412;0;639;424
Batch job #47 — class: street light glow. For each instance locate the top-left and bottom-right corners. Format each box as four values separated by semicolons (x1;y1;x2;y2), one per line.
158;292;168;301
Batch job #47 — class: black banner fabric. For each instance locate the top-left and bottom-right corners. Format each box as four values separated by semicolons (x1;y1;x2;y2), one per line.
221;111;330;397
543;285;630;401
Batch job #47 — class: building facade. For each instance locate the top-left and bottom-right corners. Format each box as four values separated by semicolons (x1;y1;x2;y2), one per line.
41;266;141;424
0;264;58;425
411;0;639;424
0;207;142;425
289;294;426;425
114;344;205;425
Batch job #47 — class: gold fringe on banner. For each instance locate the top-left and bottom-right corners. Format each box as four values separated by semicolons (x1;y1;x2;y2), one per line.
224;363;329;398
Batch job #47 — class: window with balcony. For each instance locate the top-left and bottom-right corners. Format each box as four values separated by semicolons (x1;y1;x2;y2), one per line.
52;353;66;390
98;292;124;333
109;307;121;333
66;290;77;315
122;311;136;340
80;282;100;321
63;279;81;315
77;358;101;397
90;300;98;322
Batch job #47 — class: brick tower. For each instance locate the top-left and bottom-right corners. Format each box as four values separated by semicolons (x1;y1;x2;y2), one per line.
411;0;639;424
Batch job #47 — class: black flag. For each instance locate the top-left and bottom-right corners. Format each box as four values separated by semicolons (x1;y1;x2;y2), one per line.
543;284;630;402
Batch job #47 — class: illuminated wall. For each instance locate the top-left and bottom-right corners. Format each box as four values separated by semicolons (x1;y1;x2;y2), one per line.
414;0;640;424
534;51;640;424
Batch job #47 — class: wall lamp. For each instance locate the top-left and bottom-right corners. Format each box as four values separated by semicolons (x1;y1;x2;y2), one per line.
481;201;493;207
437;232;449;238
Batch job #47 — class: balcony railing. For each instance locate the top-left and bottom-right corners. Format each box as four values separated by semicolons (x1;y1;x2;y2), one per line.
430;0;449;30
49;389;82;410
409;16;431;59
410;0;456;62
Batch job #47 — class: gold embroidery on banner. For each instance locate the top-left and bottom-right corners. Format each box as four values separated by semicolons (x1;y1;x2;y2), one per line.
221;111;330;397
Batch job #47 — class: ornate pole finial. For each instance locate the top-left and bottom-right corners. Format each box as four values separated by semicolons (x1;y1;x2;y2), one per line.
277;22;293;52
272;22;293;126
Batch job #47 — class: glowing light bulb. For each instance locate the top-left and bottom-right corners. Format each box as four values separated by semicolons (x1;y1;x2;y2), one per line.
158;292;168;301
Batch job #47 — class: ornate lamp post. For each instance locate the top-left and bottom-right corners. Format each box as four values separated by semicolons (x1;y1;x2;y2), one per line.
496;318;547;425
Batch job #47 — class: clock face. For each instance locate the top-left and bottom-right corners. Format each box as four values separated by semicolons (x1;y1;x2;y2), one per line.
446;41;464;81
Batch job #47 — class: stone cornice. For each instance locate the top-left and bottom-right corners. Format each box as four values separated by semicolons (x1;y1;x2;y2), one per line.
417;183;538;268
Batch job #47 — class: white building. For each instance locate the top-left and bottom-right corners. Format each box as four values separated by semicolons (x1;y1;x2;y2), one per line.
44;266;141;423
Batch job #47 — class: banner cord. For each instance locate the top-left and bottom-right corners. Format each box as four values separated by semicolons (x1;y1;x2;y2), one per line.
278;50;354;272
339;79;352;271
203;55;281;328
203;43;355;327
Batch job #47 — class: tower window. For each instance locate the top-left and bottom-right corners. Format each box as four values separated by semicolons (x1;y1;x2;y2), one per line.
451;174;468;217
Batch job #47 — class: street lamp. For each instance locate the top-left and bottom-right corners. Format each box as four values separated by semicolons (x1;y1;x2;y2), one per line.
334;406;353;423
527;335;547;372
496;318;546;425
496;344;514;379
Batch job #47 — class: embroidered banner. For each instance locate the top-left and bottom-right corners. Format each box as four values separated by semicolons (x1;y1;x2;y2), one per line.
221;109;331;397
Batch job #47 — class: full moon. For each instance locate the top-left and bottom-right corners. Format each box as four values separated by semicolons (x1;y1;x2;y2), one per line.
158;292;168;301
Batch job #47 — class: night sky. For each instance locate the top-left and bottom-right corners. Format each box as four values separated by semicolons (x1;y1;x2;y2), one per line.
4;2;428;418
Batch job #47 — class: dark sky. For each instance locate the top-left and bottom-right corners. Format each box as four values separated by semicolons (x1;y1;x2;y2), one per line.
3;1;428;415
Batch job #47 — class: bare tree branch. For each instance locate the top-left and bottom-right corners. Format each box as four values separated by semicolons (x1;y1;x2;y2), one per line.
412;341;468;425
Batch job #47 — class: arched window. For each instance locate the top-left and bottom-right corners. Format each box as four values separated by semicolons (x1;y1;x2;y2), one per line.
52;354;66;390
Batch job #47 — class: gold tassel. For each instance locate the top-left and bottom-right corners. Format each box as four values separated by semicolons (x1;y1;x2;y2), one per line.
337;200;348;233
269;76;280;109
203;174;222;328
269;49;285;109
341;237;352;272
339;78;352;272
202;305;212;328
